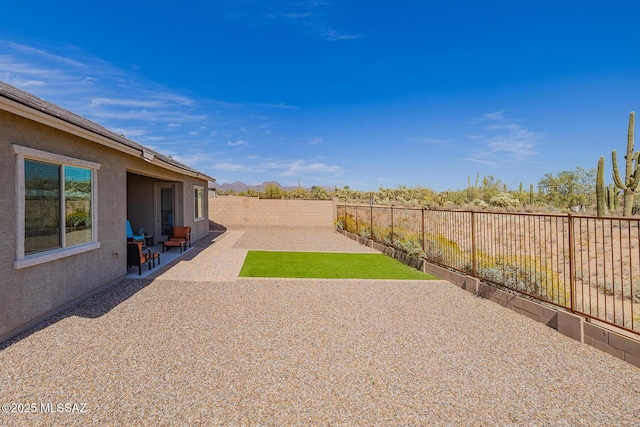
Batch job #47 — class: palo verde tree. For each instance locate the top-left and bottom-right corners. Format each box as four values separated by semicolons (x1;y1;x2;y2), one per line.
538;167;596;210
262;183;283;199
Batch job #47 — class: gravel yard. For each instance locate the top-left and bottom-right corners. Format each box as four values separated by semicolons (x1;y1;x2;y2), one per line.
1;229;639;426
232;228;379;253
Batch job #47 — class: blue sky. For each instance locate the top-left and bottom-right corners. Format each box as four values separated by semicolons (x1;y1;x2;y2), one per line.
1;1;638;191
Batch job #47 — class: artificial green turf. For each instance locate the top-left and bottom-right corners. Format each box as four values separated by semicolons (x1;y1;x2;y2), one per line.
239;251;438;280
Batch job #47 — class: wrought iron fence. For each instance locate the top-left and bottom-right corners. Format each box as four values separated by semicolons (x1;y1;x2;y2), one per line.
337;204;640;335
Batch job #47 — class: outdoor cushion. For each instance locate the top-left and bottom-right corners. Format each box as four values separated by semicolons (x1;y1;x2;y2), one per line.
127;241;160;275
169;226;191;247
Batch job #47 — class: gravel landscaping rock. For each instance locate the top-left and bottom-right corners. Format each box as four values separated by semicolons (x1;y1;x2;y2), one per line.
233;228;379;253
1;229;639;426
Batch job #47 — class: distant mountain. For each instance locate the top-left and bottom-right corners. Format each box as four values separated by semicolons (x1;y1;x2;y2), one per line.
214;181;332;193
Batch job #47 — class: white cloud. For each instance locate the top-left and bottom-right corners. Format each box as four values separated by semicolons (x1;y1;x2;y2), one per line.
405;136;449;145
227;140;248;146
466;112;542;165
278;160;341;177
89;97;166;108
296;20;363;42
307;137;323;145
214;162;246;171
484;111;505;121
112;128;148;137
0;39;307;185
322;29;362;41
486;123;521;131
259;2;361;42
282;12;312;18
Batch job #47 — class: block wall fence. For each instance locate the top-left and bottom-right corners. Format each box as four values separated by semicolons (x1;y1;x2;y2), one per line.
208;196;337;229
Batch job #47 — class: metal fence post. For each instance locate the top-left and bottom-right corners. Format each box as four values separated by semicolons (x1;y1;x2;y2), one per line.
421;208;425;251
356;205;359;235
370;205;374;241
471;211;477;277
568;214;575;312
391;206;394;242
344;205;348;231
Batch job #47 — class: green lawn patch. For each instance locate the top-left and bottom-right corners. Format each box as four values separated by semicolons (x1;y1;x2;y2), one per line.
239;251;438;280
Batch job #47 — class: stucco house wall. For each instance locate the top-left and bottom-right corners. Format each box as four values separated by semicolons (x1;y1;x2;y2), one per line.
0;83;213;344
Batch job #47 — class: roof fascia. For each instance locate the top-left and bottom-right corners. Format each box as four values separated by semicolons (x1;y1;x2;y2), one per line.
0;96;214;183
0;95;140;157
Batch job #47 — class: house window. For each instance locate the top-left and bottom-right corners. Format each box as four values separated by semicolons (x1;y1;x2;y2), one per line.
194;185;204;220
13;145;100;269
24;160;61;254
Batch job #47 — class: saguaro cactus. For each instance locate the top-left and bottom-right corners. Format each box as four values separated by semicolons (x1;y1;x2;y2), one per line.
607;184;619;210
612;112;639;216
596;156;605;216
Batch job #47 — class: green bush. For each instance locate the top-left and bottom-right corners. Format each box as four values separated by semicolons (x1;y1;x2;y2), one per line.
476;254;567;305
66;211;90;228
473;199;489;209
358;227;371;240
261;184;283;199
489;192;522;208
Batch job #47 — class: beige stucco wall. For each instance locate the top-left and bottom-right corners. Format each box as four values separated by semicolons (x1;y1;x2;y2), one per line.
209;196;336;229
0;110;208;343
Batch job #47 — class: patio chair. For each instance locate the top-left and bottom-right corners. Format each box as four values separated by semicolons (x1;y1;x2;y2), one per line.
162;226;191;253
126;220;146;245
170;226;191;248
127;241;160;275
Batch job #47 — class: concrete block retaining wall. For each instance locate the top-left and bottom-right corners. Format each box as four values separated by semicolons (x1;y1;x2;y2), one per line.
340;229;640;368
209;196;337;229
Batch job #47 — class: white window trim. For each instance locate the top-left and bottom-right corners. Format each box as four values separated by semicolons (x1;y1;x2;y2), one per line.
12;144;101;269
194;185;205;222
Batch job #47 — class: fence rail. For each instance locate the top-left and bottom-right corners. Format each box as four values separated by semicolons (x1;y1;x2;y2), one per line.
337;204;640;335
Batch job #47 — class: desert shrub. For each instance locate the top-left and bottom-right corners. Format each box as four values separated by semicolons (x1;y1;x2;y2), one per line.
399;238;424;257
599;279;640;303
381;227;425;257
261;184;283;199
343;214;357;233
311;186;330;200
66;211;89;228
473;199;489;209
489;192;522;208
424;240;446;264
390;230;424;257
335;214;357;233
285;188;311;199
381;230;396;247
421;233;462;265
358;227;371;240
476;254;567;305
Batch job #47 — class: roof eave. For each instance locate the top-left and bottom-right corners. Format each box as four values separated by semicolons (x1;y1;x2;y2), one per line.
0;94;216;184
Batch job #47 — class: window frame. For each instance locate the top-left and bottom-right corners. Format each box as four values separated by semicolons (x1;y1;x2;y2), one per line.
12;144;101;269
194;184;204;221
